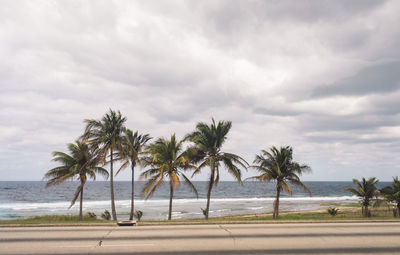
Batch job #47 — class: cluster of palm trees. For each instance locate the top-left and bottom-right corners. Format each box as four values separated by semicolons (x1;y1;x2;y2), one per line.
345;177;400;217
44;109;312;221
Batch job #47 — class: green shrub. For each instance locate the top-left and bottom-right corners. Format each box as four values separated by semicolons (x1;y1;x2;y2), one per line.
101;210;111;220
86;212;97;219
327;207;339;216
201;208;207;218
134;210;143;221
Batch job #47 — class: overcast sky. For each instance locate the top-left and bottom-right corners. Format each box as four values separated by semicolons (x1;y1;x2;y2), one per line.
1;0;400;182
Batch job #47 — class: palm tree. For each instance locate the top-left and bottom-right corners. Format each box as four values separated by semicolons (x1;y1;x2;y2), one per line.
247;146;311;219
344;177;379;217
43;140;109;220
140;134;198;220
185;119;248;220
116;129;151;220
82;109;127;220
380;177;400;217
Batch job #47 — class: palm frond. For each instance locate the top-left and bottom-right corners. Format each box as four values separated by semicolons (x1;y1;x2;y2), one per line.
289;178;312;196
279;181;292;195
144;176;164;200
182;173;198;198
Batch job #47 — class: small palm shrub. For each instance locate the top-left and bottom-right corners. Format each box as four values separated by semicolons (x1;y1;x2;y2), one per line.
380;177;400;218
86;212;97;219
134;210;143;221
201;208;207;218
327;207;339;216
344;177;379;217
101;210;111;220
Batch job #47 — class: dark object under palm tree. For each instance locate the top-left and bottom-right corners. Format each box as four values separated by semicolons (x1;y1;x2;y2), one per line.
117;129;151;220
101;210;111;220
247;146;311;219
140;134;198;220
380;177;400;217
327;207;339;216
43;140;109;220
82;109;127;221
185;118;248;220
344;177;379;217
134;210;143;221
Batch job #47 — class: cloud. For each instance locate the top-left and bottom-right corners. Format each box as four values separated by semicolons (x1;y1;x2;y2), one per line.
1;0;400;181
312;61;400;98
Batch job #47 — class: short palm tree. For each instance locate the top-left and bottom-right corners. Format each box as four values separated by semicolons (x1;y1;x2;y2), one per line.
380;177;400;217
185;119;248;220
82;109;127;220
43;140;109;220
140;134;198;220
344;177;379;217
247;146;311;219
116;129;151;220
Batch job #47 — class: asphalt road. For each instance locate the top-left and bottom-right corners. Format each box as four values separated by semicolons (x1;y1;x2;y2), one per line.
1;222;400;254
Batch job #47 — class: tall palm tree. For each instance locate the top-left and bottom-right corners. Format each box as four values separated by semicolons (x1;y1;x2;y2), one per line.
344;177;379;217
140;134;198;220
82;109;127;220
116;129;151;220
185;119;248;220
247;146;311;219
380;177;400;217
43;140;109;220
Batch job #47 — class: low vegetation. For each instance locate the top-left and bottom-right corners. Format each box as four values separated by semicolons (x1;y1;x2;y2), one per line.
0;215;110;225
134;210;143;221
327;207;339;216
204;205;400;222
101;210;111;220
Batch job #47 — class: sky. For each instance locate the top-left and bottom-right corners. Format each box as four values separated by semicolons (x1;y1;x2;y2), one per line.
1;0;400;182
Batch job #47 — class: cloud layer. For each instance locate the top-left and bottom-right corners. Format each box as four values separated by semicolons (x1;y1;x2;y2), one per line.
1;0;400;181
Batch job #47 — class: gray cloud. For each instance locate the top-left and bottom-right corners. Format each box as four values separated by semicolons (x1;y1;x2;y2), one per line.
299;113;400;132
1;0;400;181
312;61;400;98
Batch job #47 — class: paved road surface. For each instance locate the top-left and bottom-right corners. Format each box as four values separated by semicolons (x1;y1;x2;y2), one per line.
1;222;400;254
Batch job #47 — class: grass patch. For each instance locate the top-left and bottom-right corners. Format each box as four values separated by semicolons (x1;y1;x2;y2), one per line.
213;205;398;221
0;214;111;225
140;206;400;223
341;203;362;207
320;203;361;207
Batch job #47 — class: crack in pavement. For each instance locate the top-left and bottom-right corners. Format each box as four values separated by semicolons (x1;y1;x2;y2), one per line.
99;227;116;245
88;226;117;254
219;225;237;248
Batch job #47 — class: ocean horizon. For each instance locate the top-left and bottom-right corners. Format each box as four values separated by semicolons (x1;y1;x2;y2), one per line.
0;181;391;220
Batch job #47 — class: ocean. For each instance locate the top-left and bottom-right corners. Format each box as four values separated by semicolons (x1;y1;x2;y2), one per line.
0;181;390;220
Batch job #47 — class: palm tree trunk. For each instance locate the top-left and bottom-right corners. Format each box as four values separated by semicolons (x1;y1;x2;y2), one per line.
79;187;83;221
110;147;117;221
273;185;281;219
168;182;174;220
364;206;369;217
205;164;215;220
129;164;135;220
397;203;400;218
